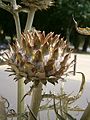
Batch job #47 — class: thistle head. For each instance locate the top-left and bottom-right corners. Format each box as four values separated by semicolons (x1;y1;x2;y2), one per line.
21;0;54;10
5;29;72;86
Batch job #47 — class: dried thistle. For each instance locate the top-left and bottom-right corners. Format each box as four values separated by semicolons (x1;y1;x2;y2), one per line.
5;29;72;87
73;17;90;35
21;0;54;10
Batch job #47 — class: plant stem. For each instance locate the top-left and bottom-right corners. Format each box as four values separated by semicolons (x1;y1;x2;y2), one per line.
24;8;36;32
13;12;21;43
17;79;24;120
24;7;43;120
29;83;42;120
13;10;24;120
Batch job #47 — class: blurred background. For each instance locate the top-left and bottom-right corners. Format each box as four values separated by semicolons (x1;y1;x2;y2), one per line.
0;0;90;53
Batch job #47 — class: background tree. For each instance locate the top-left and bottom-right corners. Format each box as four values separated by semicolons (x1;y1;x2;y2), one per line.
34;0;90;51
0;0;90;51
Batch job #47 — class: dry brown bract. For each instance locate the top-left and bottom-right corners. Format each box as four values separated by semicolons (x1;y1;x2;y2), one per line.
73;17;90;35
21;0;54;10
5;29;73;87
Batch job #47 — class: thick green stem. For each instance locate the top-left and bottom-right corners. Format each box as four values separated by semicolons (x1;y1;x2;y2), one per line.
13;12;21;43
24;8;36;32
17;79;24;120
13;10;24;120
29;83;42;120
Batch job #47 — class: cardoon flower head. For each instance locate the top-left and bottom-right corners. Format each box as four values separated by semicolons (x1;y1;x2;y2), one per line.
21;0;54;10
5;29;72;87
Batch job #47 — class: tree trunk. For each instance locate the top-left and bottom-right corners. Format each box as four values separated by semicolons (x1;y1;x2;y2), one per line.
82;36;89;52
66;27;70;42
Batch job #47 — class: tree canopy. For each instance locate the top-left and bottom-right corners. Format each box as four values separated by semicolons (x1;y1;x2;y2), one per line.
0;0;90;51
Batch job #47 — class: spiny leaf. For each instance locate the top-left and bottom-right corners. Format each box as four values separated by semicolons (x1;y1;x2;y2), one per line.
33;50;42;62
73;17;90;35
66;71;85;102
77;72;85;93
51;48;58;60
45;32;54;44
53;97;65;120
19;72;27;77
25;42;33;56
48;80;55;85
40;78;47;85
21;85;35;101
4;52;10;59
41;42;49;55
13;75;22;81
35;72;45;79
39;31;45;44
33;32;41;49
60;54;70;67
16;52;22;63
5;69;13;72
52;34;60;45
9;44;16;52
26;31;32;42
22;0;54;10
21;34;27;49
27;105;38;120
24;76;32;84
47;76;57;85
24;62;36;75
53;39;60;50
9;73;16;76
44;59;54;74
10;64;19;74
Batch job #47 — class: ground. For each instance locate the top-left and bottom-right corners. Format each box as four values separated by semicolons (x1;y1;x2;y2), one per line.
0;53;90;120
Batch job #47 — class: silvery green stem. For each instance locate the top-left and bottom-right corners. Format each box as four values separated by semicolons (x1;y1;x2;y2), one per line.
60;82;68;119
14;13;24;119
12;1;24;119
17;79;24;120
13;12;21;43
0;0;24;118
24;8;36;32
29;83;42;120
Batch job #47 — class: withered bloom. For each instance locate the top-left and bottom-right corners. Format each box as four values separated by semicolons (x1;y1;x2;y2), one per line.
73;17;90;35
21;0;54;10
5;29;72;86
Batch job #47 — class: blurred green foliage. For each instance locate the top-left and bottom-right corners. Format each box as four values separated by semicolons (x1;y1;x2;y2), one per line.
0;0;90;51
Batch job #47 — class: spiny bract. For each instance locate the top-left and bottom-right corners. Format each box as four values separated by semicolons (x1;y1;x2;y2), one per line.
21;0;54;10
5;29;72;86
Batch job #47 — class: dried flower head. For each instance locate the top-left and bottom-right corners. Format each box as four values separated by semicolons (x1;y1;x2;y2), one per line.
5;30;72;86
73;17;90;35
21;0;54;10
